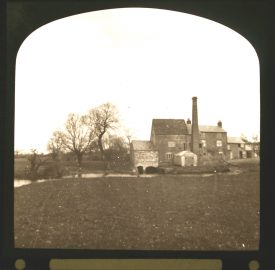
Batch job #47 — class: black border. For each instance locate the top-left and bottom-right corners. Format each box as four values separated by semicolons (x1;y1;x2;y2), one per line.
1;0;275;269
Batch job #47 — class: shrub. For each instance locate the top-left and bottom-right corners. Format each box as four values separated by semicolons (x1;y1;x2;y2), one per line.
156;167;165;174
38;163;65;179
145;166;158;174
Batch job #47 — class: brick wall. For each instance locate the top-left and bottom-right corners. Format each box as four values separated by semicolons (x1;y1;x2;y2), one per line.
153;134;191;164
132;150;159;169
228;143;247;159
200;132;228;158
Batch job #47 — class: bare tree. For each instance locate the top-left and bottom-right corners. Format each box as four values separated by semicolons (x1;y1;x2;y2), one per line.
108;135;128;152
251;134;259;143
26;149;48;180
47;131;66;178
251;134;260;157
241;134;260;157
240;133;249;143
241;133;260;145
88;103;119;161
61;113;95;169
123;128;135;152
47;131;65;161
14;149;21;158
105;135;129;161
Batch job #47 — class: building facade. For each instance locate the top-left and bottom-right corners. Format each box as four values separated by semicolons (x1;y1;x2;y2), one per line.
150;119;191;165
198;123;227;159
227;137;260;159
130;140;159;173
227;137;246;159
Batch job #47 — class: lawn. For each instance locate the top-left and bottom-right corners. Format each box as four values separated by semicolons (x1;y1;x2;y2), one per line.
14;159;259;250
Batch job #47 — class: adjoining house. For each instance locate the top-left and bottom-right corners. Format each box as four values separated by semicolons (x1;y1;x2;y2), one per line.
189;121;227;159
227;137;246;159
227;137;260;159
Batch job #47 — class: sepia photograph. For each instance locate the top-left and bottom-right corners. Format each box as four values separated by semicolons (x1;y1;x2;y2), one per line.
14;8;260;250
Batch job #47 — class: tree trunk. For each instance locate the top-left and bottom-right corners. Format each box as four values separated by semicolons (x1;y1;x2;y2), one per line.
76;152;83;178
30;166;39;180
76;153;82;167
28;154;41;180
98;136;105;161
98;135;110;171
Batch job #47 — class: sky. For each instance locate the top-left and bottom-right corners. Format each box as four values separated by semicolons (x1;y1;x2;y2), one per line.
15;8;260;153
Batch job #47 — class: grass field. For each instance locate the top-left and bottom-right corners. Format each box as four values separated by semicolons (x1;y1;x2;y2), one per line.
14;157;132;179
14;159;259;250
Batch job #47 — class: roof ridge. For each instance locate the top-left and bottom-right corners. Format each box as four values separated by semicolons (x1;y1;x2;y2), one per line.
152;118;186;121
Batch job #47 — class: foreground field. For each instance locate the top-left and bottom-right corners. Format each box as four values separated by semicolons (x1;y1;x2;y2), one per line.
14;160;259;250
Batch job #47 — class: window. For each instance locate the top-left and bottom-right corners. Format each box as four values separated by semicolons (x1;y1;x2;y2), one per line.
183;143;186;150
168;141;175;147
217;133;222;139
227;144;231;150
201;139;206;147
216;140;222;147
166;152;173;160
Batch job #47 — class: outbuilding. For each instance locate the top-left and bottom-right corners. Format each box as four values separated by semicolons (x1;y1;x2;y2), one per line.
130;140;159;174
174;151;198;167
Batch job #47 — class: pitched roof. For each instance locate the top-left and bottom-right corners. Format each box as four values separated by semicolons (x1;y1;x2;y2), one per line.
131;140;155;151
199;125;226;133
152;119;188;135
227;137;244;144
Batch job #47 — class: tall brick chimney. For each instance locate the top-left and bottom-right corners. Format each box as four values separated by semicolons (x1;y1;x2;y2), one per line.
191;96;199;155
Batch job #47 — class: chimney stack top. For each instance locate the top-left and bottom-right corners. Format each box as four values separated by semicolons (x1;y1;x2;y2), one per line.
192;96;197;101
217;120;222;127
187;118;191;124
